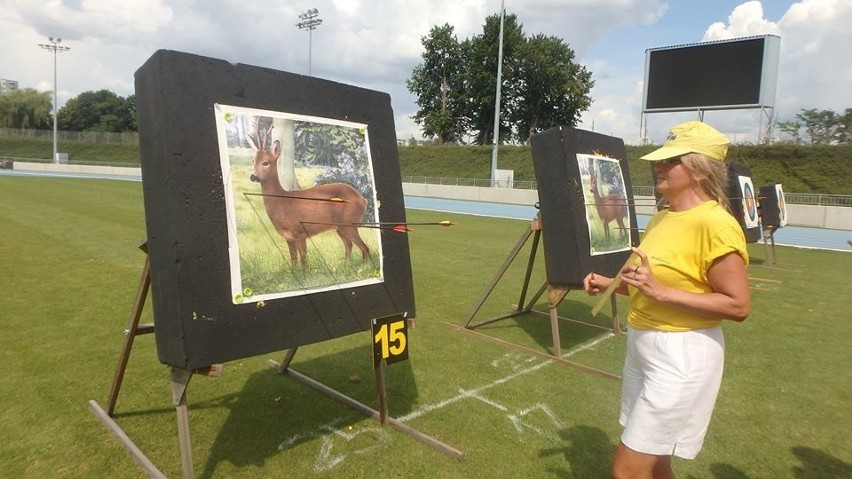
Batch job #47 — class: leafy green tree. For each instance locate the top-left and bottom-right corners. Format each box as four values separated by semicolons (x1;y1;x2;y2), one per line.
776;120;803;144
408;12;593;145
406;24;466;144
839;108;851;144
0;89;52;129
795;108;843;145
461;13;526;145
513;34;593;142
58;89;136;132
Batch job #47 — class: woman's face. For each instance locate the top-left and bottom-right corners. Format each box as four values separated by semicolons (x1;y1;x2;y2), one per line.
653;157;698;197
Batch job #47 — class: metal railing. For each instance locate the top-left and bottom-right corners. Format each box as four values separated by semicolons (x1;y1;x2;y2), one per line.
403;175;538;190
0;127;138;144
402;176;852;207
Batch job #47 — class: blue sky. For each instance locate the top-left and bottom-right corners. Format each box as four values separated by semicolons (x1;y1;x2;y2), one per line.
1;1;849;144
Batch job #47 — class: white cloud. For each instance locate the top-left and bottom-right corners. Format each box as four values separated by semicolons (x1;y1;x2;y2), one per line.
703;1;780;40
3;1;850;144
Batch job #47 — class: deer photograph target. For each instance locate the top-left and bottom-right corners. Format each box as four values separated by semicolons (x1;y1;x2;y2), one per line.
215;105;382;304
135;50;414;369
531;127;638;287
578;154;631;255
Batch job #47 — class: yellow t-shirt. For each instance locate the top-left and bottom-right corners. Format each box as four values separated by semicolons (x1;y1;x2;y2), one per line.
628;200;748;331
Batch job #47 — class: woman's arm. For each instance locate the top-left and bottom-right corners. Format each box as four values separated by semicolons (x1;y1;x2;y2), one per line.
583;271;630;297
623;248;750;321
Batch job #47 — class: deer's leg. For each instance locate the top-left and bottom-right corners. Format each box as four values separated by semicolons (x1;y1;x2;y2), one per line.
286;241;299;266
337;229;354;259
617;217;626;238
297;240;309;268
349;228;371;263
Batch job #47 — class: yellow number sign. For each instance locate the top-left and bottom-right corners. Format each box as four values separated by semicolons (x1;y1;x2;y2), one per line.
371;313;409;368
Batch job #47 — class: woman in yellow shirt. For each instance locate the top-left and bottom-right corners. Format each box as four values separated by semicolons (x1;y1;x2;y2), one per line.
583;121;750;479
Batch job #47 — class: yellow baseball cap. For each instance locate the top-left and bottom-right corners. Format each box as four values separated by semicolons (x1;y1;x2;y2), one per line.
641;121;729;162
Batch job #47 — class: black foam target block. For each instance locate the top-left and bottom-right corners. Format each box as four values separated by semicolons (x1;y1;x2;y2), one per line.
758;185;783;229
135;50;414;369
726;162;762;243
531;127;639;287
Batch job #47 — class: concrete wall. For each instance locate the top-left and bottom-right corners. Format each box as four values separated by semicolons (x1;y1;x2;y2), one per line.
9;162;850;230
13;161;141;177
402;182;852;231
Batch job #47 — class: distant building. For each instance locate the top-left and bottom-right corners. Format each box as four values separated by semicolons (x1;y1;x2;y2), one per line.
0;78;19;94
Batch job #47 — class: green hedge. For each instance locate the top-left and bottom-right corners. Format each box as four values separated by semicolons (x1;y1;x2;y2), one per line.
401;144;852;195
2;135;850;194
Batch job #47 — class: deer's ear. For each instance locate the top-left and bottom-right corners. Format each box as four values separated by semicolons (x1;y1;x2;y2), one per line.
271;140;281;159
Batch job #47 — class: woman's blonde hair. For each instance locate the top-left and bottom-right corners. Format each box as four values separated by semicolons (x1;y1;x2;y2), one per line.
680;153;730;210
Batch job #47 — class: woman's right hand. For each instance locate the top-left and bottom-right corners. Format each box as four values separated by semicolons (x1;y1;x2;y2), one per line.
583;272;612;295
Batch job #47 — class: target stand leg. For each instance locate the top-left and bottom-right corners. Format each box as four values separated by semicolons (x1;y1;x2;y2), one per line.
170;367;195;479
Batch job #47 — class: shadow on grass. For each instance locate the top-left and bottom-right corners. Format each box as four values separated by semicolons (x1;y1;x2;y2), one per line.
539;424;614;477
198;344;418;478
476;296;618;359
791;446;852;478
705;463;751;478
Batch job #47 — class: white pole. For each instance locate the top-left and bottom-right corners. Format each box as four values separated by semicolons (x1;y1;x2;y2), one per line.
52;46;58;163
39;38;69;163
489;0;505;187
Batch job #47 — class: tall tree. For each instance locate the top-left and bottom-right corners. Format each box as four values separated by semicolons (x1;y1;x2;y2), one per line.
406;24;466;144
795;108;843;145
408;12;594;145
58;89;136;132
838;107;851;144
513;34;593;142
776;120;803;144
461;13;526;145
0;89;52;129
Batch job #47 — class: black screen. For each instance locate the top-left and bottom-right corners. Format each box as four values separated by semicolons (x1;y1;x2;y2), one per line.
646;38;765;110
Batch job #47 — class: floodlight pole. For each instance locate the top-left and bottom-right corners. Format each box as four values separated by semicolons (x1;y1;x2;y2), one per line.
297;8;323;76
490;0;505;187
39;37;71;164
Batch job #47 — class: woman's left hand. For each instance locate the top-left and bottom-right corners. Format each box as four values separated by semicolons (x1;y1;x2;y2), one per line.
621;247;667;301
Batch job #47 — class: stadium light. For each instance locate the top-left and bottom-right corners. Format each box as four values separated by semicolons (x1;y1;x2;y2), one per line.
38;37;71;164
490;0;505;187
296;8;322;76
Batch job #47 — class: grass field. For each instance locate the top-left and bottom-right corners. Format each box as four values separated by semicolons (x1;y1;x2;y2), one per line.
1;176;850;478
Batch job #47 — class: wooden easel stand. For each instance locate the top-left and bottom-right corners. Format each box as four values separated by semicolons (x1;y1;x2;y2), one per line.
91;244;462;478
463;215;622;362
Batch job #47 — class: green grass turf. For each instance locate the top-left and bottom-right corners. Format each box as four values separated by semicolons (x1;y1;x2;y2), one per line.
1;177;850;478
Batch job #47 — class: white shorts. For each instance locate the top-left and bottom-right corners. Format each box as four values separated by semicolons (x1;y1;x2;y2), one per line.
620;325;725;459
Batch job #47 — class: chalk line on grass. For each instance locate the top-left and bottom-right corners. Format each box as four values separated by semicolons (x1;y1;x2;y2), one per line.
399;331;615;423
276;331;618;471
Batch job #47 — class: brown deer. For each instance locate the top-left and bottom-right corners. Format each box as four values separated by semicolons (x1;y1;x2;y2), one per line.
589;169;627;241
248;120;370;268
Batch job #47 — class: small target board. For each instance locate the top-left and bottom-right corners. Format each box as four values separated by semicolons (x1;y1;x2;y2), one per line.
738;175;759;229
372;313;409;368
